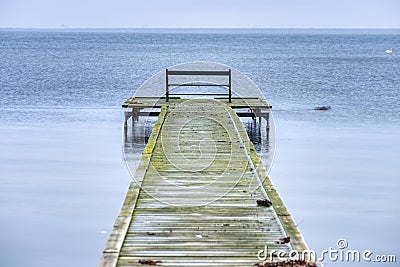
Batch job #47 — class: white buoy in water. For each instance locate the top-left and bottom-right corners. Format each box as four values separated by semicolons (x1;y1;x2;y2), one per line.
385;48;393;54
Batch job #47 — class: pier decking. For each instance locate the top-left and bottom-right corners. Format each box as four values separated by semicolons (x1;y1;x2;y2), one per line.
101;99;307;266
100;62;308;266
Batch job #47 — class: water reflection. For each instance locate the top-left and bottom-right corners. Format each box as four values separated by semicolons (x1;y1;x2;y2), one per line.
123;111;275;180
242;117;275;172
123;115;157;174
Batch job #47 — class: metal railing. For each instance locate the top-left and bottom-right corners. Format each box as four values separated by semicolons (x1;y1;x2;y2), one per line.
165;69;232;102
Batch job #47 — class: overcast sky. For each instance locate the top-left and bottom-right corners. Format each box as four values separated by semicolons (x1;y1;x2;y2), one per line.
1;0;399;28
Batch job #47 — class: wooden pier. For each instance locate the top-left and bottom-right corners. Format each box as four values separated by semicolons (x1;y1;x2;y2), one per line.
100;63;309;267
122;97;272;134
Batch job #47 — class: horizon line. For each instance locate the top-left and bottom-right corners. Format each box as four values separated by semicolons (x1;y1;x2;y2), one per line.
1;27;400;30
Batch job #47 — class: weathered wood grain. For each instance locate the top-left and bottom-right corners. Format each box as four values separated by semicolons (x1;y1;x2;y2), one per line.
100;99;307;267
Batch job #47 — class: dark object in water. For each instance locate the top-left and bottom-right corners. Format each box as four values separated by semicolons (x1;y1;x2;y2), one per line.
257;198;273;207
275;236;291;244
138;259;163;265
314;106;331;110
254;259;318;267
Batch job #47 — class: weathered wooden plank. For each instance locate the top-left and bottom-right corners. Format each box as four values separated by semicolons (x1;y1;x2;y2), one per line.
101;99;306;267
122;97;272;109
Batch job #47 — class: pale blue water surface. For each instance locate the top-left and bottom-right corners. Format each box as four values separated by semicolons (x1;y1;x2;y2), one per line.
0;29;399;266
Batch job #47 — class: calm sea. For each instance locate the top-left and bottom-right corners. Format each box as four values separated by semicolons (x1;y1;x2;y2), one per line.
0;29;399;266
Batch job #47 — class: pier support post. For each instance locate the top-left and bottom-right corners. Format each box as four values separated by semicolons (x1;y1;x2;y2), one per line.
131;108;135;127
123;124;128;142
124;112;129;129
266;112;270;140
